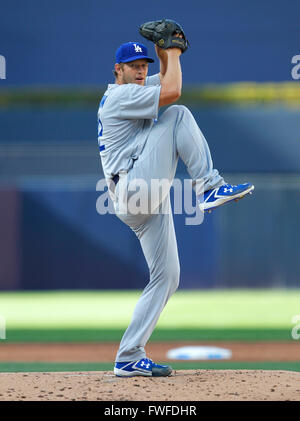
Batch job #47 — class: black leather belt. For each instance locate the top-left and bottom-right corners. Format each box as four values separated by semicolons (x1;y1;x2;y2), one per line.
112;174;119;185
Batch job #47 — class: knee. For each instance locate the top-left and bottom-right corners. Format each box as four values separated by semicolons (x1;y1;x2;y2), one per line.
163;105;192;124
167;104;182;112
150;253;180;293
166;104;189;116
167;259;180;293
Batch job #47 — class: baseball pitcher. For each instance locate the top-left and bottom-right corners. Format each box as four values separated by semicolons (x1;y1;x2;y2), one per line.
97;19;254;377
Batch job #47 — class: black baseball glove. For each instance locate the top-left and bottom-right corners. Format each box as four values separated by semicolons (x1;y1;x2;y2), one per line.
139;19;189;53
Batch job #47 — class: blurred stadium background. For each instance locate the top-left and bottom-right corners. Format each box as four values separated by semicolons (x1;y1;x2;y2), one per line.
0;0;300;372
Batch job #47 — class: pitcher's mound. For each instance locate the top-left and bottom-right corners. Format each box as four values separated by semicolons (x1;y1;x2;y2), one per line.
1;369;300;401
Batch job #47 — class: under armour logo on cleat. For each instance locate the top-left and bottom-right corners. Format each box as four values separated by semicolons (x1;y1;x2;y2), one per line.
224;187;233;193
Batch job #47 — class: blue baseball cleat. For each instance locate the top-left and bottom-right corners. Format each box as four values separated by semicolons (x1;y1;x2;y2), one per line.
200;182;254;213
114;358;172;377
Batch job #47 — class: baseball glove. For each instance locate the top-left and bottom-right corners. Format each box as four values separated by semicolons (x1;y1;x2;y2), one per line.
139;19;189;53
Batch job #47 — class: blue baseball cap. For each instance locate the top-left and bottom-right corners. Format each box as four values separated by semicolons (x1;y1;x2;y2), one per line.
115;42;154;64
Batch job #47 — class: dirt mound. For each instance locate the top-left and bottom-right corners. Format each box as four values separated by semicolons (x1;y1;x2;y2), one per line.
0;370;299;401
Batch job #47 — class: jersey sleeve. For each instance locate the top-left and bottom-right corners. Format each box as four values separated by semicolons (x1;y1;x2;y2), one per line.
117;83;161;120
145;74;161;86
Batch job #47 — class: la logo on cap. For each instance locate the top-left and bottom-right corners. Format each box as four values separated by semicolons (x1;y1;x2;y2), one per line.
133;43;143;53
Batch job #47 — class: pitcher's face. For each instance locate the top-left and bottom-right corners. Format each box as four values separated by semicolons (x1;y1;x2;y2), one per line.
115;59;149;85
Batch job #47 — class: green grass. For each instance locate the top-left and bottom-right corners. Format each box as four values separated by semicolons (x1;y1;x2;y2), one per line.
0;289;299;328
0;361;299;373
3;328;294;343
1;290;299;374
0;289;299;342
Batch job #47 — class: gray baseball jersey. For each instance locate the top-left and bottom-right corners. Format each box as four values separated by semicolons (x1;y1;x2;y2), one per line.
98;74;161;180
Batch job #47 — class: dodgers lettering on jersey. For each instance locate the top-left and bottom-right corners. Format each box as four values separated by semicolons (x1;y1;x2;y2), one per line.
97;74;161;179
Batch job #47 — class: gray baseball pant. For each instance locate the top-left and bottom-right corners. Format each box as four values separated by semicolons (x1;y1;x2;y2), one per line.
113;105;224;362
